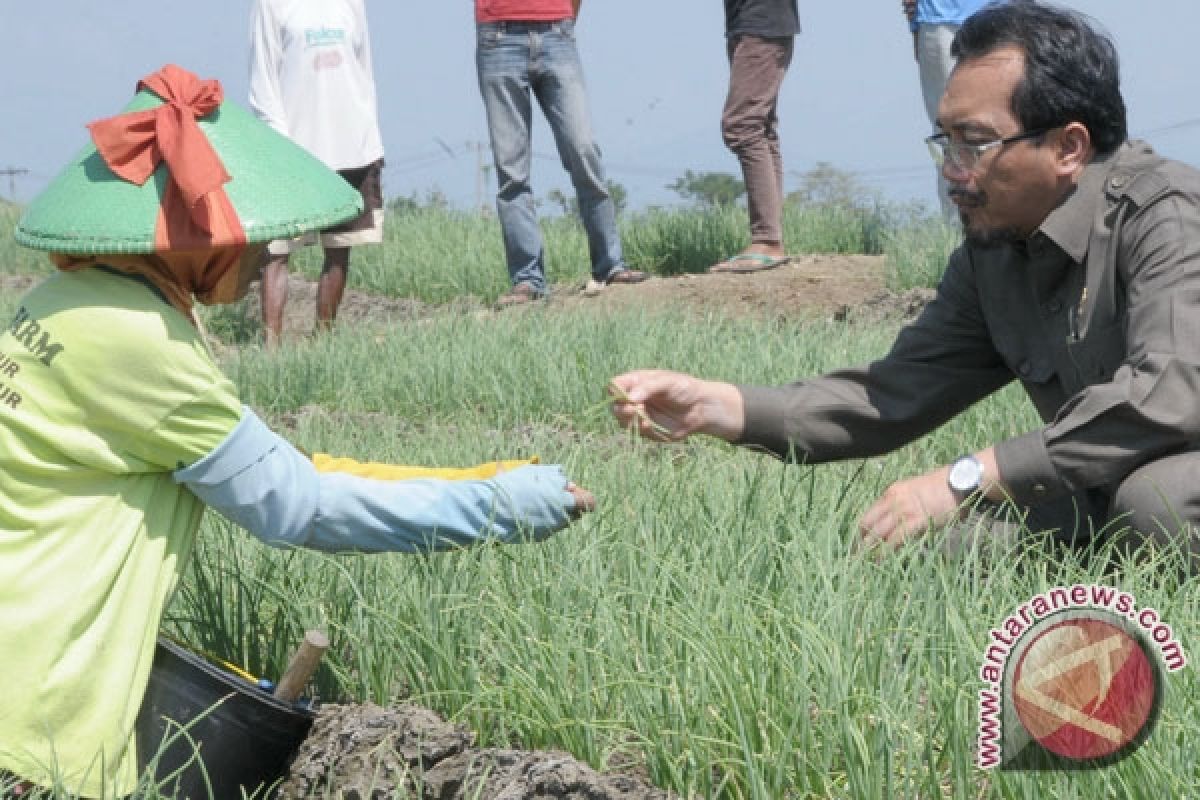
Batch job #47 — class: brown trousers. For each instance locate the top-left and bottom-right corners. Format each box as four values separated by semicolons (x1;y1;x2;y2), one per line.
722;35;794;245
941;450;1200;574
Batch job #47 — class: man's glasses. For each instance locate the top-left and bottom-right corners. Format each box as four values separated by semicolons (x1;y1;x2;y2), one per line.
925;128;1050;173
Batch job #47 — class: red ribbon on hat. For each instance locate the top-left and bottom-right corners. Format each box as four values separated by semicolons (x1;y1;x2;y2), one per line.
87;64;246;252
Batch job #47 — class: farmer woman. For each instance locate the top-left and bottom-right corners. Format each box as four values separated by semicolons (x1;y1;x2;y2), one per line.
0;65;593;797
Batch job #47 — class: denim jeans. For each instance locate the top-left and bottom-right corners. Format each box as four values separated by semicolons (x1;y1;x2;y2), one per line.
916;23;960;222
476;19;625;293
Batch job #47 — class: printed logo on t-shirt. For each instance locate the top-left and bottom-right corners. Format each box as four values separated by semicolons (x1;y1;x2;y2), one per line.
305;26;346;70
8;307;63;367
304;26;346;48
0;350;20;410
1;305;67;411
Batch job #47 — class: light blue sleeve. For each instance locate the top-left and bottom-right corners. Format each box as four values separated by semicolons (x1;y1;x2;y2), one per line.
173;408;579;553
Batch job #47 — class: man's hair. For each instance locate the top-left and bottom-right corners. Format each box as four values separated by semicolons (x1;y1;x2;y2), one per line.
952;0;1127;155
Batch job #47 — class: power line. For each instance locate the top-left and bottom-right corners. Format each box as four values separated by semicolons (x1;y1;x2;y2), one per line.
386;154;456;174
1137;117;1200;137
465;141;492;213
376;108;1200;207
0;167;29;202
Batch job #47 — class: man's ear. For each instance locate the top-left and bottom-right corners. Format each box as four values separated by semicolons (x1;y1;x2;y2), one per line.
1055;122;1093;175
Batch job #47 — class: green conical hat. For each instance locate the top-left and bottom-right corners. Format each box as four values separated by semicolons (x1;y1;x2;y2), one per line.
16;75;363;254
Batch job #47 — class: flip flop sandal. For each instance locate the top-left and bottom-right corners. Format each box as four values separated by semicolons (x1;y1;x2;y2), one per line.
494;283;545;309
707;253;791;274
604;269;648;285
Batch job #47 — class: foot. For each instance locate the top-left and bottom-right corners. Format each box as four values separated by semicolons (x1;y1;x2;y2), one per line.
600;268;648;286
495;282;545;309
707;249;791;274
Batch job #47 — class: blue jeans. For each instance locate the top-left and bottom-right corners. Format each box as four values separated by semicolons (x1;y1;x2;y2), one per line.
476;19;625;293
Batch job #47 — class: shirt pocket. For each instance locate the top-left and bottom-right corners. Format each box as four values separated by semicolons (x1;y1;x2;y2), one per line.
1066;317;1126;384
552;19;577;42
477;24;504;49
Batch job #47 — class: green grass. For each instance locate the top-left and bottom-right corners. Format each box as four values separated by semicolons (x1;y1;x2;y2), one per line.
2;202;1197;799
882;213;963;291
0;202;55;279
277;201;911;302
177;308;1198;799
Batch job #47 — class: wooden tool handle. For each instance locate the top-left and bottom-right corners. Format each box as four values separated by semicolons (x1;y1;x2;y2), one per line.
273;629;329;703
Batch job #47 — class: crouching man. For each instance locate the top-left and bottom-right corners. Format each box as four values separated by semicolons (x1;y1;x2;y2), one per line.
612;2;1200;570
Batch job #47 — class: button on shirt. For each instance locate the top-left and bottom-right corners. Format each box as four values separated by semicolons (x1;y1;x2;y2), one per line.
737;141;1200;508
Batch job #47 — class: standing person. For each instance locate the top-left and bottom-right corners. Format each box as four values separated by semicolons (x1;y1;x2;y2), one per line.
708;0;800;275
903;0;995;220
613;2;1200;570
476;0;646;308
249;0;386;347
0;66;593;798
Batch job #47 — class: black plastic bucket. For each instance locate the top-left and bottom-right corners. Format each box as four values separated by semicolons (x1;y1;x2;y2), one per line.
135;637;314;800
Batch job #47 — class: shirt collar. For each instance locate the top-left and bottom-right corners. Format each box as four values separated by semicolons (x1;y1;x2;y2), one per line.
1035;146;1123;264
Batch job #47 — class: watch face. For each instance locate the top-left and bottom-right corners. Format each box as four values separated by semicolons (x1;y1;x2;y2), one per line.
950;456;983;492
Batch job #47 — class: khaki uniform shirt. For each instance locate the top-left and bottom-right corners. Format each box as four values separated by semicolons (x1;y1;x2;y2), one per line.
738;141;1200;508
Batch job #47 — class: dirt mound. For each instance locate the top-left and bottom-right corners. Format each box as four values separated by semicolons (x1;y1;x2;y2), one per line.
276;703;675;800
239;275;436;341
553;254;892;323
3;254;933;344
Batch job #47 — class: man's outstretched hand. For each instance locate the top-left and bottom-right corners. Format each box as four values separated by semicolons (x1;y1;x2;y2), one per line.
858;467;960;549
608;370;745;443
859;450;1001;549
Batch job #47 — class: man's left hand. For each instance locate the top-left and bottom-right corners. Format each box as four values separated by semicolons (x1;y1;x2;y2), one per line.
858;467;960;548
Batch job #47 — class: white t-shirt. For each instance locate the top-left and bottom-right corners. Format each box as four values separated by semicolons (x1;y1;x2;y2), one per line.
248;0;385;170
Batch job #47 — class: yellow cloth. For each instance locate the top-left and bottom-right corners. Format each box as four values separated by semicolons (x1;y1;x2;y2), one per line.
311;453;538;481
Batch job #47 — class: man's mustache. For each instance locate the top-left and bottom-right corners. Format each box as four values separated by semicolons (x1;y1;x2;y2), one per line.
948;187;986;208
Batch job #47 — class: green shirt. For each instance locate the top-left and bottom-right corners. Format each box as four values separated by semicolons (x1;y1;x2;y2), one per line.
0;268;241;797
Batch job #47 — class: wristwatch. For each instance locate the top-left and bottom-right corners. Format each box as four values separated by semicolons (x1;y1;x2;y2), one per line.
947;455;985;502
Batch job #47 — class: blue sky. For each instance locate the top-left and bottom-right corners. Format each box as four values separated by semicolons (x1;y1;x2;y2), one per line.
4;2;1200;212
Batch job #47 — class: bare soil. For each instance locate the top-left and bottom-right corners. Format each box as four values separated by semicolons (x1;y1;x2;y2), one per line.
277;704;675;800
555;254;895;323
234;253;932;345
2;254;933;343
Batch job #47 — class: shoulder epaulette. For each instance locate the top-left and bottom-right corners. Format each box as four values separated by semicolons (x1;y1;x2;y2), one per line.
1105;168;1171;208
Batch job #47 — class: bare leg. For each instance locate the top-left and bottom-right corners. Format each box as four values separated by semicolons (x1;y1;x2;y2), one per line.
261;253;290;349
316;247;350;332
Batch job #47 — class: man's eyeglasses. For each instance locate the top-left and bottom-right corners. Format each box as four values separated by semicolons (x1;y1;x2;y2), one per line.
925;129;1050;173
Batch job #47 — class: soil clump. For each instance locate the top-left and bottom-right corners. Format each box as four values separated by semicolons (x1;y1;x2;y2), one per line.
277;703;676;800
